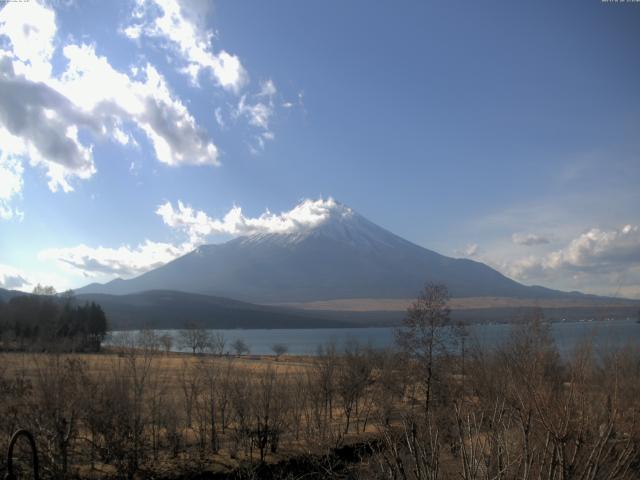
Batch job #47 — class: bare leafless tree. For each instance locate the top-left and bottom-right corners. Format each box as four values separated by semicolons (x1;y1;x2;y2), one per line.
31;355;86;478
159;333;173;354
271;343;288;359
231;338;250;356
208;331;226;356
396;282;452;416
178;324;213;355
336;340;372;434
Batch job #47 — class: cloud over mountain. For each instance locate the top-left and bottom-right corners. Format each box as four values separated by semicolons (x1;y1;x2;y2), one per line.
157;197;343;243
75;199;601;303
39;241;193;278
0;264;29;289
509;225;640;277
40;198;344;278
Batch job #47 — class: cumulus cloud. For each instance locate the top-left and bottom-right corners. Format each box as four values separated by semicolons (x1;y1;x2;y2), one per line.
40;198;343;279
123;0;247;92
0;1;219;198
506;224;640;280
0;0;55;82
0;263;73;292
57;44;219;167
39;240;193;278
0;264;30;289
122;0;282;153
512;232;550;246
0;64;97;192
157;197;341;244
0;2;98;192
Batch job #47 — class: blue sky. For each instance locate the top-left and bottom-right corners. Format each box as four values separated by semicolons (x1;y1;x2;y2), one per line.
0;0;639;298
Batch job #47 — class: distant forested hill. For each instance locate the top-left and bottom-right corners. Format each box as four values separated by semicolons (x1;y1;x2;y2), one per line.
75;290;353;330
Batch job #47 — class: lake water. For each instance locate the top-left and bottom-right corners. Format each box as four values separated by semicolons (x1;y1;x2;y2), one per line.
108;318;640;356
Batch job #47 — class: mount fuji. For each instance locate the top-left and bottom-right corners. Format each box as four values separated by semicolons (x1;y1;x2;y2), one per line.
76;201;586;304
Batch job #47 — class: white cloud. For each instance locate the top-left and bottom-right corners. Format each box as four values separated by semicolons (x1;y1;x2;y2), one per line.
259;79;277;98
512;232;550;246
237;96;272;130
123;24;142;40
157;197;341;244
113;126;133;146
0;261;92;293
0;1;56;82
214;107;225;128
0;2;220;200
57;44;219;167
504;224;640;282
39;240;193;278
40;198;343;278
0;4;97;192
0;204;20;221
234;79;277;151
122;1;284;153
0;148;24;220
0;264;30;289
124;0;247;92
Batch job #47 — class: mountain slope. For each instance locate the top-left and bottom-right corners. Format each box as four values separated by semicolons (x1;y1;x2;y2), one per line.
75;290;352;330
77;203;588;303
0;287;27;302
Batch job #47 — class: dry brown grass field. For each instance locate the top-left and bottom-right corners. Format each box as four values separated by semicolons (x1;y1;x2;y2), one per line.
2;312;640;479
0;346;392;479
278;296;640;312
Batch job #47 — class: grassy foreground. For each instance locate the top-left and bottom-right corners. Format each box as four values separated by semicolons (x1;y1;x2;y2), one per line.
1;318;640;479
0;346;391;479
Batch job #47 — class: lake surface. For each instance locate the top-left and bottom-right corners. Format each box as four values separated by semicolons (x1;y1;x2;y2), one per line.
108;318;640;356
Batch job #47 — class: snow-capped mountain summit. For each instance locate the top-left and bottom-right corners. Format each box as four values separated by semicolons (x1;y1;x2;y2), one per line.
78;201;575;302
237;201;403;252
